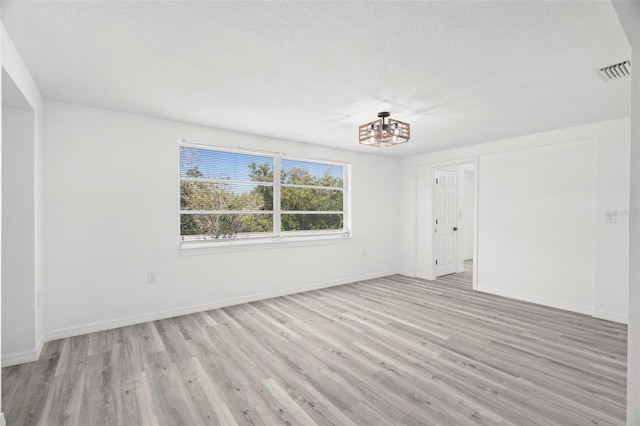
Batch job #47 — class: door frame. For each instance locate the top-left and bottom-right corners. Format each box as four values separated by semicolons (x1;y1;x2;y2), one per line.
415;156;479;290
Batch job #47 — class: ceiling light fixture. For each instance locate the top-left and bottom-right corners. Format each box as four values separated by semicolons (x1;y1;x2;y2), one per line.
359;112;410;147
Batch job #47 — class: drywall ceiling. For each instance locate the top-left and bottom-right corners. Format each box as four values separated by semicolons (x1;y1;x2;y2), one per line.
0;1;631;158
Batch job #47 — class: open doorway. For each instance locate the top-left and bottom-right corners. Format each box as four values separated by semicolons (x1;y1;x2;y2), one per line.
415;159;478;289
433;163;475;278
433;168;458;276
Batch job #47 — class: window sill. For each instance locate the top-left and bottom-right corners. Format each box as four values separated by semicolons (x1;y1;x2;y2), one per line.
179;233;351;255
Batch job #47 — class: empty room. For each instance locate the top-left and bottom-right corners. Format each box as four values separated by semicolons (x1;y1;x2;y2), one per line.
1;1;639;425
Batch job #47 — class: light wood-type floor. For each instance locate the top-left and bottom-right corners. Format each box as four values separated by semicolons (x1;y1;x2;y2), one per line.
2;262;627;425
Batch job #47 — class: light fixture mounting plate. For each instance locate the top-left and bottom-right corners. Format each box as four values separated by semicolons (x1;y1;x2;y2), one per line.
377;111;390;118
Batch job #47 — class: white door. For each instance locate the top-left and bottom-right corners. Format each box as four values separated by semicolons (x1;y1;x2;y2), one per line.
434;169;458;277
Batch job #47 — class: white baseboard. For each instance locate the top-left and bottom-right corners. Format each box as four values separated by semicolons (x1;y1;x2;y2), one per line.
1;347;40;368
476;285;593;316
592;310;628;324
36;333;45;356
0;412;6;426
45;270;395;342
2;333;45;368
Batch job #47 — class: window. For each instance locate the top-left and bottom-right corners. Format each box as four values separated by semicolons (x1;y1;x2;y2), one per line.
179;142;349;247
280;158;345;233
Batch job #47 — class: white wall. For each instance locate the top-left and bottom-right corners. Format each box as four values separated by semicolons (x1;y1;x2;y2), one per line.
1;106;35;360
614;0;640;420
399;118;630;322
0;24;45;368
593;117;631;323
629;43;640;426
478;140;597;314
463;170;474;260
0;25;4;424
454;166;465;273
43;101;401;339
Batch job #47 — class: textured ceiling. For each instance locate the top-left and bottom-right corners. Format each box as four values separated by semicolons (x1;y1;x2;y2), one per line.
0;1;631;158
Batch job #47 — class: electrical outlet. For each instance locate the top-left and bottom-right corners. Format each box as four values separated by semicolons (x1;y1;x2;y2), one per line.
147;271;157;284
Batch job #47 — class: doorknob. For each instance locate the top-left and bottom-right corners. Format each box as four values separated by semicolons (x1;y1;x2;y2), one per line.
453;227;458;231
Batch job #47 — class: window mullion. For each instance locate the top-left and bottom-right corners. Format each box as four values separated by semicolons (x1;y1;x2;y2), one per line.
343;163;350;234
180;210;273;215
182;176;273;187
273;155;282;237
281;211;344;215
280;183;343;191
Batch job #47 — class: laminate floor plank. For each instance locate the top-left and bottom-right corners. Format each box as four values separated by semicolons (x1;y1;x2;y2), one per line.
3;261;627;425
13;349;62;425
356;332;564;426
143;353;205;426
175;357;238;426
234;304;425;424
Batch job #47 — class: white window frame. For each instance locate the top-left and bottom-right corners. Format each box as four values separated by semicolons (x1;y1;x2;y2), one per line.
179;141;351;251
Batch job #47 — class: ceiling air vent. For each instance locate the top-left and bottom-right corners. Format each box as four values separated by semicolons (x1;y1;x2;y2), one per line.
599;60;631;81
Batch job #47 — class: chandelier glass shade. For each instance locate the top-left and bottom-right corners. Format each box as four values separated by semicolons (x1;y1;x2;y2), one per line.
359;112;410;147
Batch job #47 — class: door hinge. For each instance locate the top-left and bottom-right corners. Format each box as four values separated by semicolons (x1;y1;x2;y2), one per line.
435;259;438;265
435;219;438;225
435;178;439;184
